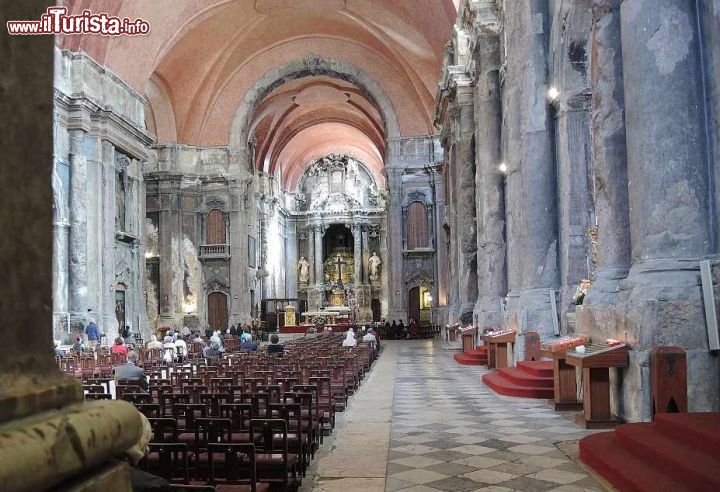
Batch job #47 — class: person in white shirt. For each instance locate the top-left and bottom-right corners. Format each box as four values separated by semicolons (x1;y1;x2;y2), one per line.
362;328;378;350
342;328;357;348
162;336;177;363
174;337;187;362
146;335;163;350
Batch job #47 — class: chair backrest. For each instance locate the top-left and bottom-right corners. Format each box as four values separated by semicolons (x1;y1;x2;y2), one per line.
148;417;178;442
249;418;288;457
122;392;153;404
142;442;189;483
199;392;231;416
135;403;161;418
219;402;253;432
172;403;208;431
194;417;232;447
208;443;258;490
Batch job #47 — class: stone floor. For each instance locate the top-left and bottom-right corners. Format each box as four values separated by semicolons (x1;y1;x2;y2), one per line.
303;340;608;492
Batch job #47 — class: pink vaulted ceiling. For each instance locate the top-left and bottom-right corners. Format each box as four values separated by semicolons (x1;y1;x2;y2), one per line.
277;123;384;191
59;0;456;142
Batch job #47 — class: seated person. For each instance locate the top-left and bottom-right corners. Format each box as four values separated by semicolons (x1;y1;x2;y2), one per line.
54;340;65;357
240;326;253;343
145;335;162;350
162;336;176;363
111;337;129;357
203;339;224;358
266;334;284;356
114;350;148;391
192;331;204;344
72;336;84;352
362;328;378;348
174;336;187;362
342;328;357;348
241;338;259;351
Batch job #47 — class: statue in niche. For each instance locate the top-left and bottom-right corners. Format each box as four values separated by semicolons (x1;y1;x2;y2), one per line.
369;252;382;280
298;256;310;283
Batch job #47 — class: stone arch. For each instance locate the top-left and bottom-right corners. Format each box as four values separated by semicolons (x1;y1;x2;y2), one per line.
229;55;401;158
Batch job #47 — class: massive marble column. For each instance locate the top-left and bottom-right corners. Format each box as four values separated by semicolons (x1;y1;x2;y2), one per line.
586;0;631;300
431;167;449;325
353;223;362;283
454;90;479;321
472;25;506;330
606;0;716;419
502;0;559;355
0;1;142;486
385;167;406;321
68;129;88;327
313;224;324;284
228;176;252;325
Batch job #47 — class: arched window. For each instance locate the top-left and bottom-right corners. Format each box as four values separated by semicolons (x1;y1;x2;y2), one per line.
206;209;226;244
406;201;429;249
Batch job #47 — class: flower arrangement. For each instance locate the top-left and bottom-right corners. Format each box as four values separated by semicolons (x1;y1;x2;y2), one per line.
573;279;593;305
314;315;327;326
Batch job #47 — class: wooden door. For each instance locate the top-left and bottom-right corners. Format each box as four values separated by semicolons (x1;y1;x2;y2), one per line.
408;287;421;324
207;292;228;331
115;286;126;330
207;209;226;244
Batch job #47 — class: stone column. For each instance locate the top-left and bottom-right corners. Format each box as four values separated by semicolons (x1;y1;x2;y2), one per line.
313;224;324;285
353;223;362;284
68;129;88;327
385;166;405;321
361;224;371;283
101;140;118;342
158;179;183;330
602;0;716;420
228;177;251;325
286;220;298;299
586;0;631;301
473;30;506;330
501;0;559;359
0;1;142;486
431;167;449;325
453;91;478;322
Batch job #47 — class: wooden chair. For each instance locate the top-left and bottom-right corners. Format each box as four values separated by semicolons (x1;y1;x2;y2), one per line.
207;443;269;492
141;442;190;484
249;419;300;491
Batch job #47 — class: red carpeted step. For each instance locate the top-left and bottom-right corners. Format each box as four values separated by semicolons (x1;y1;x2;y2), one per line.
481;371;554;399
615;423;720;490
580;432;690;492
496;367;554;389
516;360;554;378
453;352;488;366
654;412;720;455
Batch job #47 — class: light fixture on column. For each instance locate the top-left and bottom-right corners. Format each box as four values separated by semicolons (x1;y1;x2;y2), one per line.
547;86;560;101
498;162;508;175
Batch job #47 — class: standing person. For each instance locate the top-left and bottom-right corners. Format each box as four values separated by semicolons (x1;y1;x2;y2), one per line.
409;318;419;339
383;319;391;339
146;335;162;350
85;314;100;349
229;324;238;337
398;320;406;339
390;320;398;340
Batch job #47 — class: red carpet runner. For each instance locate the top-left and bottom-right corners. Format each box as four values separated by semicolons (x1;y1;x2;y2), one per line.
481;360;554;399
580;412;720;492
453;346;488;365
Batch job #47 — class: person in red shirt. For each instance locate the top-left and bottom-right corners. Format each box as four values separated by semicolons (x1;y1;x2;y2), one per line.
111;337;128;357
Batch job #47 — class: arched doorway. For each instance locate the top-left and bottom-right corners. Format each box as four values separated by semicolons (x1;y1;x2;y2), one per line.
207;292;228;331
408;287;421;326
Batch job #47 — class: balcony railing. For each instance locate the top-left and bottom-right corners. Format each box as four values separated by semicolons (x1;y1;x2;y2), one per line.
200;244;230;259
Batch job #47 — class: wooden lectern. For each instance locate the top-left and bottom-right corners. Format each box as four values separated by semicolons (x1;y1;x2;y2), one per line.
459;326;478;354
481;330;516;369
541;336;587;411
566;341;629;428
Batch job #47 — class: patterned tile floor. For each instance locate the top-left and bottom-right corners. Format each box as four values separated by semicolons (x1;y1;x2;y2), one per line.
386;340;607;492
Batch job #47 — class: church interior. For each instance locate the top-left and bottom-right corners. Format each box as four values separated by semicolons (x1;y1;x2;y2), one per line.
2;0;720;490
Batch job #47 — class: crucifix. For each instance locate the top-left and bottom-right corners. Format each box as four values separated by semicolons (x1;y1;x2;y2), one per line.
334;254;347;289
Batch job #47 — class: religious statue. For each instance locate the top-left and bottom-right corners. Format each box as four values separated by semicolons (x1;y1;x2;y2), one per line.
369;251;382;280
298;256;310;283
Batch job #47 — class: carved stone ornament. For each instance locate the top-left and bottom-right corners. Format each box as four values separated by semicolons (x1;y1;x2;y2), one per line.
206;279;229;294
406;190;427;204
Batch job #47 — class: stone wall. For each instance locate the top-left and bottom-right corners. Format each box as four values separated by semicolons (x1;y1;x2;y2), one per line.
53;49;154;344
436;0;720;421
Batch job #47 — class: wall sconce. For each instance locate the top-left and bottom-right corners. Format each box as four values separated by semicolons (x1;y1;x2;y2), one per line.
498;162;508;175
547;86;560;101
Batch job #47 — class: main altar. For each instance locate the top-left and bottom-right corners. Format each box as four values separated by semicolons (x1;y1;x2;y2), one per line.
289;154;386;323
